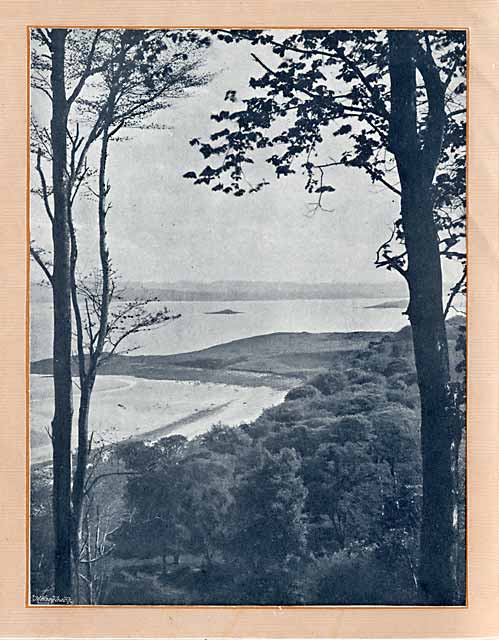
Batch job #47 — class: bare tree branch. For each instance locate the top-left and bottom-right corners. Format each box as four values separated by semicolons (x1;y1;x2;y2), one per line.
83;471;141;498
375;225;409;282
30;244;53;284
35;28;52;51
444;268;466;319
66;30;103;107
35;149;54;223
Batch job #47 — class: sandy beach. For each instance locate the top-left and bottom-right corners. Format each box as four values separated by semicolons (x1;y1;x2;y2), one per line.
29;374;287;463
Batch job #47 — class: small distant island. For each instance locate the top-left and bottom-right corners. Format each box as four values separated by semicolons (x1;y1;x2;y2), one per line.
365;299;408;309
204;308;243;315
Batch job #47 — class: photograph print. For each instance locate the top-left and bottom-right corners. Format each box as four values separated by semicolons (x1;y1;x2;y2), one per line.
29;28;467;607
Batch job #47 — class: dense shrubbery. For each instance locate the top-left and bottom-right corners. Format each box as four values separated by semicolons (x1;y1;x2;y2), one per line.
30;324;466;604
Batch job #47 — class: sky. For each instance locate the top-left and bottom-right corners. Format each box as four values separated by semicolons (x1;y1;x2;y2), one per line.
30;32;462;290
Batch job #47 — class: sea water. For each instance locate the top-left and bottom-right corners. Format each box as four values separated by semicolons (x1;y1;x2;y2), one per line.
30;298;410;362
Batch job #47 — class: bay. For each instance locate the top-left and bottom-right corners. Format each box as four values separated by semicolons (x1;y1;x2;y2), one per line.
30;298;409;362
29;297;410;460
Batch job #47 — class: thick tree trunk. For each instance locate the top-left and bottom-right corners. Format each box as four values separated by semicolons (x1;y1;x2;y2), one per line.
49;28;73;601
388;31;458;604
404;185;458;604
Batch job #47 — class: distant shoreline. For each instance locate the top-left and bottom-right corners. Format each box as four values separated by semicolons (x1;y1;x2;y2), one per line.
30;280;408;304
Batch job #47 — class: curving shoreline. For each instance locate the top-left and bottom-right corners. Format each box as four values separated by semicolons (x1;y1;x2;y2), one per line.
29;374;287;464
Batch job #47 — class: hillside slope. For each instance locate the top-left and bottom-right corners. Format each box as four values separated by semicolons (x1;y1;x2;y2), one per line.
31;318;464;388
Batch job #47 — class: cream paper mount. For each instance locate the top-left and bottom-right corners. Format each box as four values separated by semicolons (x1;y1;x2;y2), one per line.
0;0;498;637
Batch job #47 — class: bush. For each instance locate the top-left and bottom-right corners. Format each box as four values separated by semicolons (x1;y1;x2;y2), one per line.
306;548;419;605
264;423;323;458
402;371;418;386
264;401;305;424
285;384;318;401
386;387;418;409
334;391;380;415
198;424;252;455
308;371;347;396
302;416;337;430
333;414;371;443
345;368;384;386
105;573;177;604
388;373;408;389
383;358;410;377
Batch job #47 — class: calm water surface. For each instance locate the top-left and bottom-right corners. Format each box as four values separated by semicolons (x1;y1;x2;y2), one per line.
30;298;409;362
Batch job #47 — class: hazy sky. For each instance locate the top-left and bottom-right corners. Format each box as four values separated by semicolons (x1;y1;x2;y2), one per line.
30;32;461;290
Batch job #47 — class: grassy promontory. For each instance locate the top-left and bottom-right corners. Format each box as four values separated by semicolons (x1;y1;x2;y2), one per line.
31;318;464;388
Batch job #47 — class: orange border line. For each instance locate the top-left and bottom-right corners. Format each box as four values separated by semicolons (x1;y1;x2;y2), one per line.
25;25;470;610
25;23;32;611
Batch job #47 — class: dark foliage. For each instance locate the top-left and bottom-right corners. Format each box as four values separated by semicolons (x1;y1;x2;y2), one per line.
30;321;466;604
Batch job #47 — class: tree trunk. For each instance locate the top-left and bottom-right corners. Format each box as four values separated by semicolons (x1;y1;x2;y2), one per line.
404;182;457;604
84;514;94;604
49;28;73;602
70;379;94;602
388;30;458;605
409;253;457;604
69;107;114;596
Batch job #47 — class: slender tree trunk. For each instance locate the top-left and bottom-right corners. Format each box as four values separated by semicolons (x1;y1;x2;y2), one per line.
70;119;112;538
67;197;87;603
69;107;115;595
66;35;126;595
49;28;73;601
84;514;94;604
95;126;112;357
388;30;458;605
70;379;94;602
